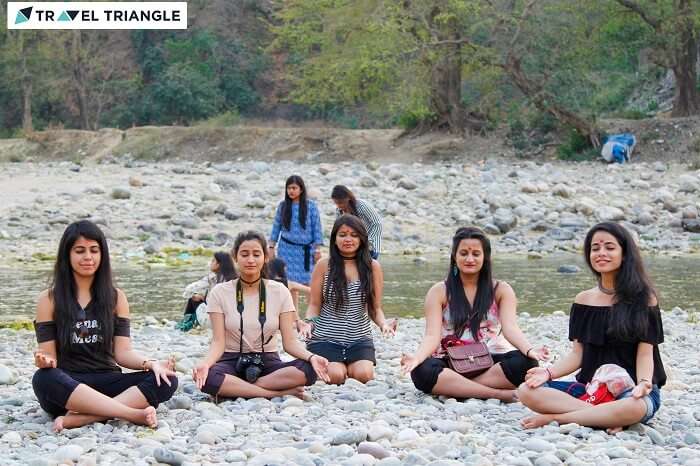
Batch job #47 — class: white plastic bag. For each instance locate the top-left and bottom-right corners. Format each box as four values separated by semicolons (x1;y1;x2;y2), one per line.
195;302;210;329
586;363;635;397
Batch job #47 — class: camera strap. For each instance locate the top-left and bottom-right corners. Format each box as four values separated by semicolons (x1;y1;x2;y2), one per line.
236;278;267;354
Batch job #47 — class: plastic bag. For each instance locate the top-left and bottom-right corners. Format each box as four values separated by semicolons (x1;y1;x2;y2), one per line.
195;302;210;329
601;133;636;164
585;363;635;399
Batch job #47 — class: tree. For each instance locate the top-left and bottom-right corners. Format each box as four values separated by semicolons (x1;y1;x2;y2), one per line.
613;0;700;116
273;0;488;133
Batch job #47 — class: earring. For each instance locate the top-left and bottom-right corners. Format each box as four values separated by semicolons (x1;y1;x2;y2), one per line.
453;265;458;276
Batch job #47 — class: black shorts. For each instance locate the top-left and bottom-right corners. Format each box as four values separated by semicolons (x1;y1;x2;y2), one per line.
307;339;376;365
32;368;178;417
201;352;317;396
411;350;538;394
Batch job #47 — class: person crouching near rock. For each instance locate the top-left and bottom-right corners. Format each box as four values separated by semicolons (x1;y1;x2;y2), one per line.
299;215;396;385
518;222;666;433
401;226;549;402
32;220;178;432
193;231;330;399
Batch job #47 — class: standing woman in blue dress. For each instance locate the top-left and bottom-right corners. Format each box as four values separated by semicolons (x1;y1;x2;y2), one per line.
269;176;323;307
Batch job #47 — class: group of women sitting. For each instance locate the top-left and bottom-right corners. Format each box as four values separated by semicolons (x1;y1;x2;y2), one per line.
32;214;665;436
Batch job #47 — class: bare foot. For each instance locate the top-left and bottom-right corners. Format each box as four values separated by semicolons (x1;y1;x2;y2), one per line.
53;416;65;433
279;386;305;399
521;414;555;429
133;406;158;428
606;426;623;435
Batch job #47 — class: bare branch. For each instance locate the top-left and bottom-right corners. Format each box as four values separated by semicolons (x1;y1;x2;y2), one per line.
613;0;660;29
509;0;537;51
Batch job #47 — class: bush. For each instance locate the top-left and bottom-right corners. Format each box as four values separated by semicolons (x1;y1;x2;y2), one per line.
195;110;241;127
557;130;598;161
397;109;436;130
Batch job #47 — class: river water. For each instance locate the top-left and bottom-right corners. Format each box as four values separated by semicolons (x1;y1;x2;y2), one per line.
1;254;698;322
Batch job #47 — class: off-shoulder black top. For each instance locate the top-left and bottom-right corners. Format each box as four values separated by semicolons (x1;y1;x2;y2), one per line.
34;301;130;373
569;303;666;387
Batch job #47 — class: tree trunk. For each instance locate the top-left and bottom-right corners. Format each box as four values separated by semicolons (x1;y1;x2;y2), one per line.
22;79;33;135
20;33;33;135
429;42;464;133
671;16;700;117
72;30;90;129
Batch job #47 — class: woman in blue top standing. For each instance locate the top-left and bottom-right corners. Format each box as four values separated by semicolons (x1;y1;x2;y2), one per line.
270;176;323;299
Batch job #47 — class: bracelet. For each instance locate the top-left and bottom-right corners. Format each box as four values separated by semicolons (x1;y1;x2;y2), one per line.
304;316;319;323
525;347;534;358
142;359;157;371
545;368;553;381
639;378;651;385
307;354;315;363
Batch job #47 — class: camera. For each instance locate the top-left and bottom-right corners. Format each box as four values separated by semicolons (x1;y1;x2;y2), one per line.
236;353;264;383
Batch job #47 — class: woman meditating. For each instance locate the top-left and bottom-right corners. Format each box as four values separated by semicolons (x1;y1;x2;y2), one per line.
193;231;330;400
301;215;396;385
401;226;548;402
518;222;666;432
32;220;178;432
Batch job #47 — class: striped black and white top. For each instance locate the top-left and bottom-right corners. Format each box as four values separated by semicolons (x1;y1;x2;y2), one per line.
336;199;382;255
310;274;372;345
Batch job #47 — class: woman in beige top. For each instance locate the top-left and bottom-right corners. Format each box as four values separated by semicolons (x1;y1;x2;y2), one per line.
193;231;330;399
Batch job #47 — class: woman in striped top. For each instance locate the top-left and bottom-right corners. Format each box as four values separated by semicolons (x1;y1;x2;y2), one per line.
301;214;396;384
331;185;382;259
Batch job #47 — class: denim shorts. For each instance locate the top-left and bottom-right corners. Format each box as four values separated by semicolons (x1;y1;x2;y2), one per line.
307;339;376;365
618;385;661;423
545;380;661;423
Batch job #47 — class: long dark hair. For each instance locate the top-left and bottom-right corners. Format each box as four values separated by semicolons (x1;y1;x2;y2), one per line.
267;258;289;288
281;175;307;230
445;227;494;340
213;251;237;283
583;222;656;340
325;214;375;318
51;220;117;351
232;230;269;279
331;185;358;216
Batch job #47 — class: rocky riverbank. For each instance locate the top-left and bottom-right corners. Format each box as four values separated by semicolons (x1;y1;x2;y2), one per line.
1;158;700;265
0;309;698;465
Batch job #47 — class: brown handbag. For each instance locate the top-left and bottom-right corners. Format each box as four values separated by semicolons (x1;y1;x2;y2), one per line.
445;342;494;376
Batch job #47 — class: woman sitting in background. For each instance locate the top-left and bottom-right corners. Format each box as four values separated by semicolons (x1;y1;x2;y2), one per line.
33;220;177;432
176;251;237;331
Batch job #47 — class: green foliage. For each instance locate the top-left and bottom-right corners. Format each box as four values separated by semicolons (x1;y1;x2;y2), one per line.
557;130;598;161
613;109;648;120
397;109;437;131
196;110;242;127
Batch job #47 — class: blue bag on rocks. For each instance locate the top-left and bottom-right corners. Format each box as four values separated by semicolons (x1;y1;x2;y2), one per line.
601;133;636;164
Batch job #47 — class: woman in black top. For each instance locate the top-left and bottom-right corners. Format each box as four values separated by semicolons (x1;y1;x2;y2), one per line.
518;222;666;432
33;221;178;432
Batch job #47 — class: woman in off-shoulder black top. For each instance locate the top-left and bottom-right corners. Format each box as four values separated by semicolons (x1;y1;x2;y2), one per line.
32;221;178;432
518;222;667;432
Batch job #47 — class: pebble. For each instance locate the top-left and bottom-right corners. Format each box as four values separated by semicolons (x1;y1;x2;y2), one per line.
0;365;16;384
358;441;392;459
53;445;84;462
153;447;186;466
523;438;556;452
